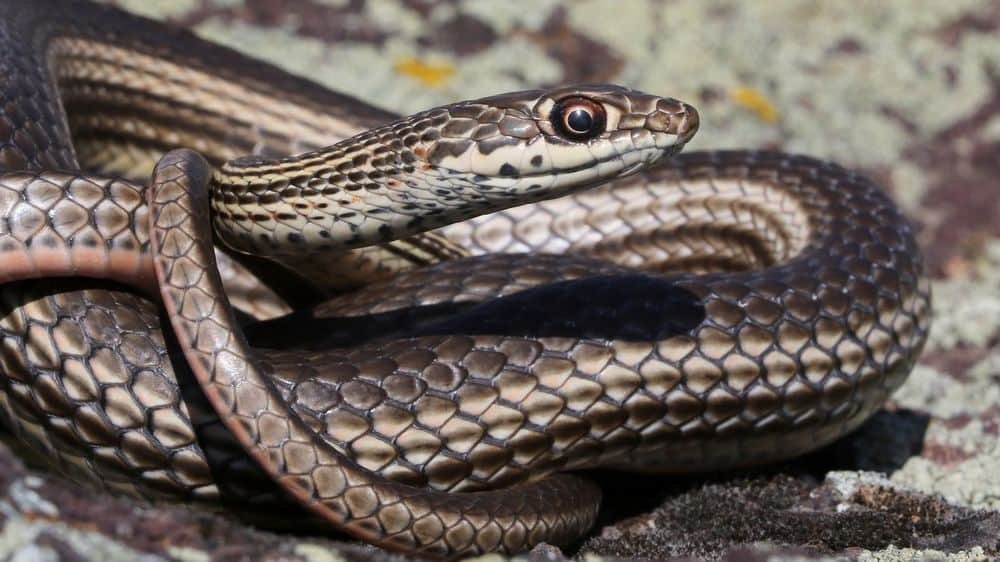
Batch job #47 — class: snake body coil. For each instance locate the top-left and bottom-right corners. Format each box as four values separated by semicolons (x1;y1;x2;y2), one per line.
0;0;930;558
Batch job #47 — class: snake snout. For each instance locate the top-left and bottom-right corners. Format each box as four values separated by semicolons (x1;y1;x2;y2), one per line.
647;98;699;147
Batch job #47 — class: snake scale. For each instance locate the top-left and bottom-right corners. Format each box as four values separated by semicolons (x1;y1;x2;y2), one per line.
0;0;931;558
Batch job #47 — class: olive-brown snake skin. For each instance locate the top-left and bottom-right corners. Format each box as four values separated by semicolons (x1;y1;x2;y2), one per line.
0;0;931;558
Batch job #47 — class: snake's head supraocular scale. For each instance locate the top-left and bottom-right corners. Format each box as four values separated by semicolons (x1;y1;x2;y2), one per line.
211;85;698;257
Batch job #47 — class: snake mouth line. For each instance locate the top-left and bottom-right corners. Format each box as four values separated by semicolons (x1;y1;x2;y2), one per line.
442;140;680;184
617;147;675;177
616;161;646;177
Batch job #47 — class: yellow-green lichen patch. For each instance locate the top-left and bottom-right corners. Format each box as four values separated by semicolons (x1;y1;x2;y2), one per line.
192;13;563;116
105;0;198;18
565;0;996;166
888;235;1000;511
860;545;990;562
293;543;348;562
985;113;1000;142
756;551;849;562
729;86;780;124
363;0;427;37
394;57;457;88
891;352;1000;510
167;546;212;562
459;0;561;34
892;433;1000;511
192;20;333;85
0;505;157;562
926;239;1000;351
463;554;514;562
566;0;660;62
442;38;563;101
889;162;931;215
893;362;1000;421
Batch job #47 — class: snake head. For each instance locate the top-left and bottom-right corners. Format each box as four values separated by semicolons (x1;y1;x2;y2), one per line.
412;84;699;199
213;85;698;254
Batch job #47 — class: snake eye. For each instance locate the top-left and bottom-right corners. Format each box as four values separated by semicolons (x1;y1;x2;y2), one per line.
551;97;606;141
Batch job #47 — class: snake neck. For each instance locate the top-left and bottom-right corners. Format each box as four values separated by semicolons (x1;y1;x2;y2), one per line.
209;120;464;258
207;111;563;260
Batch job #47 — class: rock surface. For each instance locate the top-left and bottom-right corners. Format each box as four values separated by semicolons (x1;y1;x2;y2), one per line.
2;0;998;560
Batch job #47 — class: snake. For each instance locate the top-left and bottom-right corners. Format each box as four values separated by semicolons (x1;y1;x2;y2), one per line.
0;0;931;558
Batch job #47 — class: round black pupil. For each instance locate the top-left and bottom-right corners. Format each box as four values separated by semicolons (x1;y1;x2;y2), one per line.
566;108;593;133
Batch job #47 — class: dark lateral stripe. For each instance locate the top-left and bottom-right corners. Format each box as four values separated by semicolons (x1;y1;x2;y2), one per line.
404;231;468;261
61;83;264;150
379;240;433;266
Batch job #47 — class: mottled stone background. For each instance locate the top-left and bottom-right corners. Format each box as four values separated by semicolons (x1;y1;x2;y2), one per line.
2;1;998;561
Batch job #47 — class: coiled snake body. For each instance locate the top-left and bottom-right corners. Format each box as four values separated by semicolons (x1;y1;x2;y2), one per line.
0;0;930;558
